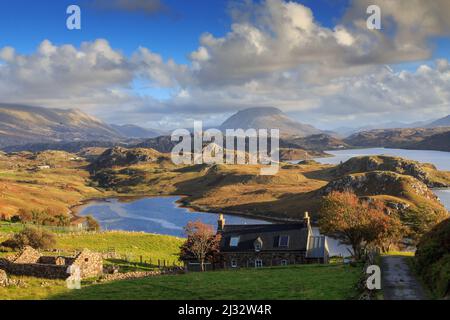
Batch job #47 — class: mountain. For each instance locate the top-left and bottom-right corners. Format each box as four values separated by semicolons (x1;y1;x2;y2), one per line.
0;104;123;148
411;131;450;152
333;120;431;137
110;124;161;139
427;115;450;128
344;127;450;149
219;107;322;137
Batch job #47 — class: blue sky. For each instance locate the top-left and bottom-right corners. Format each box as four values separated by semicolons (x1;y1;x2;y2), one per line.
0;0;449;128
0;0;357;63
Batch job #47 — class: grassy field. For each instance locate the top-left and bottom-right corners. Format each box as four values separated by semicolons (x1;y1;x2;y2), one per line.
54;231;184;264
49;264;360;300
0;228;184;264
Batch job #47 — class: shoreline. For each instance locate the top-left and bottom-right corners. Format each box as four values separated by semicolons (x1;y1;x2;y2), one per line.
72;193;294;225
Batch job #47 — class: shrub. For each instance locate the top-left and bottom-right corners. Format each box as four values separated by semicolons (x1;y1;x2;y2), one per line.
415;218;450;298
1;227;56;250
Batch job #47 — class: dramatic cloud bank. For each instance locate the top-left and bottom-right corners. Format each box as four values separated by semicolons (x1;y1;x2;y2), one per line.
0;0;449;128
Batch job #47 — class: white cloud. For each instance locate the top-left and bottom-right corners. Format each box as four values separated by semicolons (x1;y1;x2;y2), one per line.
0;0;449;129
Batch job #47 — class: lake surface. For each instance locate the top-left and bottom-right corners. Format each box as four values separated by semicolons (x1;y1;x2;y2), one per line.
313;148;450;211
78;196;270;238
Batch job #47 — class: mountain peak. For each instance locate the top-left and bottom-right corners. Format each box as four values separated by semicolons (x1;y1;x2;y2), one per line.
0;104;122;148
220;107;322;137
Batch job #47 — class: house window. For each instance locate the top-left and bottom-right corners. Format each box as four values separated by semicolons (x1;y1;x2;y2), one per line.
255;242;261;252
279;235;290;247
281;260;288;266
229;237;240;247
231;260;237;268
255;259;263;268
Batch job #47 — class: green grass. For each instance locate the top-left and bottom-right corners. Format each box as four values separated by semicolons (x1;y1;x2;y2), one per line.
0;221;24;234
0;276;68;300
51;264;360;300
54;231;184;265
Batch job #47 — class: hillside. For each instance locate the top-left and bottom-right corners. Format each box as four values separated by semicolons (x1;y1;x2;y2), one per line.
411;131;450;152
220;107;322;137
0;104;123;148
281;134;348;151
328;155;450;188
427;115;450;128
344;127;450;151
415;218;450;298
319;170;448;237
0;151;105;218
89;147;166;171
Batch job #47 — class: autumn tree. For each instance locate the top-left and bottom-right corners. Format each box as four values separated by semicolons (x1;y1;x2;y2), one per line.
319;191;405;260
179;221;221;271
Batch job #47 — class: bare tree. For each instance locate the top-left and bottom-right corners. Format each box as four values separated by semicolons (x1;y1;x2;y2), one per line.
180;221;221;271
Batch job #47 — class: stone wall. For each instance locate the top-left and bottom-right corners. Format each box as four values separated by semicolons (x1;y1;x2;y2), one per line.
0;262;68;279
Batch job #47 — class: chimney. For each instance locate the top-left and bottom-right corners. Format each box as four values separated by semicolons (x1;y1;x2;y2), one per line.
217;214;225;232
303;212;310;226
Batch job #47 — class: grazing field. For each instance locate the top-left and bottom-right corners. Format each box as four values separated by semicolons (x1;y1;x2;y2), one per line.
0;228;184;264
51;264;360;300
54;231;184;264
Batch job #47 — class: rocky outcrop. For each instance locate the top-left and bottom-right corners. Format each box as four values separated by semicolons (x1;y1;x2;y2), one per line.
90;147;163;171
321;171;438;201
332;155;449;188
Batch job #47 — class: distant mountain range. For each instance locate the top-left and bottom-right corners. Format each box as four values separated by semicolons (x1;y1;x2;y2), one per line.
0;104;160;148
334;115;450;137
0;104;449;154
344;127;450;150
220;107;322;137
110;124;162;139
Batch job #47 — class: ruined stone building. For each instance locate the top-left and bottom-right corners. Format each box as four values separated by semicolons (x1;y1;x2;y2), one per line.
0;246;103;279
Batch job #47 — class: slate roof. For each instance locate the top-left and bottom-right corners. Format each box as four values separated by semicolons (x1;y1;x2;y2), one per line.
219;223;310;252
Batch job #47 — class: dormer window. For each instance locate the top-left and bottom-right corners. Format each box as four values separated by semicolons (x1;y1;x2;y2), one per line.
230;237;240;247
279;235;289;247
254;237;263;252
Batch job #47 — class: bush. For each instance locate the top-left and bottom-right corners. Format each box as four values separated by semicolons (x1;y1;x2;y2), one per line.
1;227;56;250
415;218;450;298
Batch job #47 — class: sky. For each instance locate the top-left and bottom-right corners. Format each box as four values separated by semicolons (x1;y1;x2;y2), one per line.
0;0;449;130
